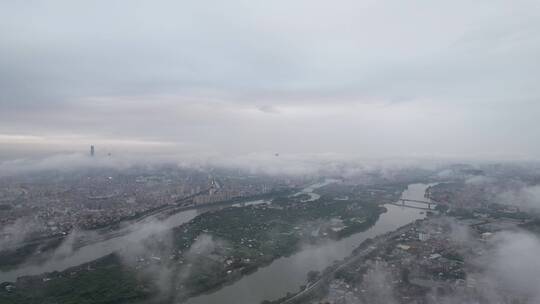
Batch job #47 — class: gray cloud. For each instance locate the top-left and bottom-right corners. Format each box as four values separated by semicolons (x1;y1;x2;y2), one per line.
0;217;45;249
0;151;441;178
358;264;399;304
1;0;540;159
497;184;540;212
487;231;540;301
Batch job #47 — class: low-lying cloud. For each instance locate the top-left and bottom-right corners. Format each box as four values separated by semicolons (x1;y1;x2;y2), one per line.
0;151;449;178
497;184;540;212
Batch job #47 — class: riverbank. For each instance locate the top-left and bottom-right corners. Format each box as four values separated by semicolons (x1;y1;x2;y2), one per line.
268;220;423;304
0;183;397;303
0;188;298;273
0;182;431;304
183;183;430;304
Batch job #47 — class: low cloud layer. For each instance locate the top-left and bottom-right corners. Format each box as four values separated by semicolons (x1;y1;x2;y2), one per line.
497;185;540;212
0;150;457;179
0;217;45;249
486;231;540;301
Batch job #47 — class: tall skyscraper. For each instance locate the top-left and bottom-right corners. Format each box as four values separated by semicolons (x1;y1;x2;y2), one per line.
90;145;95;157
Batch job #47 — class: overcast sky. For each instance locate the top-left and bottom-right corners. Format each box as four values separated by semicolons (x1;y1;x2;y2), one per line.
1;0;539;160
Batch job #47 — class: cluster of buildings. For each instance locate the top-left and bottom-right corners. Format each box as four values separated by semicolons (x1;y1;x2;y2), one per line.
0;167;287;244
321;218;459;303
320;211;530;304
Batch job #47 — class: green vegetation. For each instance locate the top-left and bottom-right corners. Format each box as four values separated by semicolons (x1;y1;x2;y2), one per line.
2;189;389;304
171;197;384;299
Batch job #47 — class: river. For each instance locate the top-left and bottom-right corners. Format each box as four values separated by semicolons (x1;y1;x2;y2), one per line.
183;183;431;304
230;178;339;208
0;181;331;282
292;178;341;202
0;181;431;300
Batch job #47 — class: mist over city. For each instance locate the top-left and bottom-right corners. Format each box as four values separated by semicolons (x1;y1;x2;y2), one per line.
1;1;540;304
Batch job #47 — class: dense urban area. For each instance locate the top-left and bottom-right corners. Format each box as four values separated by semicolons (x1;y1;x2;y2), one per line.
1;161;540;304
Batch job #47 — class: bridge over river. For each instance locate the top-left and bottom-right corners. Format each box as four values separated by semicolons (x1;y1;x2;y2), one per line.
388;198;438;211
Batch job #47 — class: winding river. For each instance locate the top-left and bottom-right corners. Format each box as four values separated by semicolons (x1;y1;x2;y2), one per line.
0;180;331;282
1;181;431;304
184;183;431;304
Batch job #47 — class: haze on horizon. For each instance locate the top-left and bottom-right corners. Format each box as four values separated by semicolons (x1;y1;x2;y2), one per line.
1;0;540;161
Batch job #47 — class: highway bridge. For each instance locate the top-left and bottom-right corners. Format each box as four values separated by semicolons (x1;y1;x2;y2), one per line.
394;198;437;210
388;203;434;211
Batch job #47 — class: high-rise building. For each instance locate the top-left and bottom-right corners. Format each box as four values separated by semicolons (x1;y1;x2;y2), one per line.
90;145;95;157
